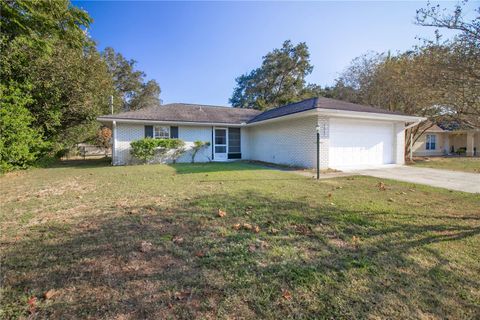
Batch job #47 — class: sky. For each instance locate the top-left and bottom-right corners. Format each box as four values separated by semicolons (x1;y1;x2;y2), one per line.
73;1;467;106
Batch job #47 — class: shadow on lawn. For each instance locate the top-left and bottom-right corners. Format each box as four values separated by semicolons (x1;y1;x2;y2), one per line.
2;191;479;319
44;158;112;169
168;161;271;175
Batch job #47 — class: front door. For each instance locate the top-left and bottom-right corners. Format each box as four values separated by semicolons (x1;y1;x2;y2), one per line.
214;128;227;161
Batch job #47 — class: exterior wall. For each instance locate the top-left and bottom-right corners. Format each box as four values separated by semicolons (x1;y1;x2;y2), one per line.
114;123;144;165
476;132;480;156
247;115;318;168
177;126;213;163
317;116;329;169
394;122;405;165
412;132;447;156
113;123;213;165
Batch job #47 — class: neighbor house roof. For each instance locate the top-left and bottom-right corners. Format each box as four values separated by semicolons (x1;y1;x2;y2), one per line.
98;97;417;125
98;103;262;124
420;122;445;133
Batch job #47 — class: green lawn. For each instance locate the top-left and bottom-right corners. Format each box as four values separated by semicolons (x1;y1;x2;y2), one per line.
411;157;480;173
1;160;479;319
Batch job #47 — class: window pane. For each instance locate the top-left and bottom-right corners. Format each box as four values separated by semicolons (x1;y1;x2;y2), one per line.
215;129;226;144
154;126;169;139
215;146;226;153
228;128;241;153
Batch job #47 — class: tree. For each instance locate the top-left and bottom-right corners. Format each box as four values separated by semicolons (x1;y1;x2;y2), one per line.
129;80;161;110
0;83;45;172
416;0;479;47
230;40;324;110
102;47;161;111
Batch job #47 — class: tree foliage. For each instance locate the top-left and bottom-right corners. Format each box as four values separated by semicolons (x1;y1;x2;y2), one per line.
102;47;161;111
0;0;162;170
0;83;45;172
230;40;324;110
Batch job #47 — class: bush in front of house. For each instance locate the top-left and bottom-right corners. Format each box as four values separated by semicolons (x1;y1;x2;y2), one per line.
191;141;211;163
130;138;185;163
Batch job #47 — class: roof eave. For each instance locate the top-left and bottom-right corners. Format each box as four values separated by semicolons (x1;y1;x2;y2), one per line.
317;108;426;122
96;117;244;127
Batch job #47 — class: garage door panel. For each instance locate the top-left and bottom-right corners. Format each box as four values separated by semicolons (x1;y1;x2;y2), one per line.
329;118;394;169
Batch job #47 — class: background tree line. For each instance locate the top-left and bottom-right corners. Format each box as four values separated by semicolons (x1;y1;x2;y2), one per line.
231;1;479;156
0;0;161;172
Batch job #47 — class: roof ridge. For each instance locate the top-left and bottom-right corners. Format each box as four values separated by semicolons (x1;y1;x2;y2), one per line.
167;102;259;111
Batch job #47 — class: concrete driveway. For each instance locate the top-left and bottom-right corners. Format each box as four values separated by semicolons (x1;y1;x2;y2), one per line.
351;166;480;193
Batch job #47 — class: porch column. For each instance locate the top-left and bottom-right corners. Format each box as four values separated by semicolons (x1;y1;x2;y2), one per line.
466;132;474;157
444;133;450;155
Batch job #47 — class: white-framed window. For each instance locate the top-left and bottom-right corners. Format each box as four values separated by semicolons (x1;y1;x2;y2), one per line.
154;126;170;139
426;134;436;150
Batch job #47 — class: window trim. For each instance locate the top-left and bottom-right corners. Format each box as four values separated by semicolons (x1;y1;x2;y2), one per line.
153;125;170;139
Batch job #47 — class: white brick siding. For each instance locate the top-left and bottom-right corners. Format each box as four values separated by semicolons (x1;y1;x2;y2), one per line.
317;116;330;169
114;123;144;165
112;114;407;168
177;126;213;163
246;115;318;168
113;123;213;165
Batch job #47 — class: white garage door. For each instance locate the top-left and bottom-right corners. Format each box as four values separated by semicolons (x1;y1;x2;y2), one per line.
329;118;394;169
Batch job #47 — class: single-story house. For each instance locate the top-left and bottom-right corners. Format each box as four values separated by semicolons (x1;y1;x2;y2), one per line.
412;122;479;157
98;97;424;170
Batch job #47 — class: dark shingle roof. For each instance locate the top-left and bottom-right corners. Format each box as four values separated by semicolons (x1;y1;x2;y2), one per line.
247;97;409;123
99;98;412;125
247;98;318;123
98;103;262;124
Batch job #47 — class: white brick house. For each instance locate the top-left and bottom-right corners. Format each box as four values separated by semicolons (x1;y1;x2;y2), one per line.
98;97;424;170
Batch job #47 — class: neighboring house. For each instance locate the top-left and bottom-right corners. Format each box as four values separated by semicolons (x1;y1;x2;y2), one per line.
97;97;424;170
412;123;479;157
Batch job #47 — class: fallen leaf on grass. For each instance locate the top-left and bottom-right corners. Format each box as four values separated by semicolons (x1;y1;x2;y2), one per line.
232;223;241;230
195;251;205;257
174;291;191;300
44;289;57;300
139;241;153;253
282;289;292;301
217;209;227;217
172;236;184;244
28;296;37;313
243;223;253;230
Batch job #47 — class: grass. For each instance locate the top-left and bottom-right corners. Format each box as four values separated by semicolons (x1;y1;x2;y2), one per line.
410;157;480;173
1;160;479;319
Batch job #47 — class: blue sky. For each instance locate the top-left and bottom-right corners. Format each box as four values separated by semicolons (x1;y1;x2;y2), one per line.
74;1;464;106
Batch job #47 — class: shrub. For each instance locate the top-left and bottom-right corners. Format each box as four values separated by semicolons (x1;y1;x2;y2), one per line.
191;140;211;163
130;138;185;163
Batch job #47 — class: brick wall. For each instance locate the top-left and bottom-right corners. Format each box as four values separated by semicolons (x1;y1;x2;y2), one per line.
113;123;213;165
246;115;319;168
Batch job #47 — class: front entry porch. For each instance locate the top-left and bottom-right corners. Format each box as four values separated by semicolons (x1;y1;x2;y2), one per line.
445;130;479;156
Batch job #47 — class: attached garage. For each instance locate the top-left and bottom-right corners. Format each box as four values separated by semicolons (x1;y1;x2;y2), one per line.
329;118;394;169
